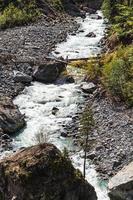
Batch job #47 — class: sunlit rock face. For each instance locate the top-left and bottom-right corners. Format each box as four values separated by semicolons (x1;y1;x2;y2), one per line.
108;162;133;200
0;143;97;200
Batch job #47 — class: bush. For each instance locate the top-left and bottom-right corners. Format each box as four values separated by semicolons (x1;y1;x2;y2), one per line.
48;0;63;11
102;46;133;106
102;0;112;20
102;1;133;44
70;58;101;82
34;128;49;145
0;1;41;29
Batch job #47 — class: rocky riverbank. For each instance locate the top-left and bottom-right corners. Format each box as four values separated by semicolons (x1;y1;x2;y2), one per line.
0;15;79;98
70;84;133;180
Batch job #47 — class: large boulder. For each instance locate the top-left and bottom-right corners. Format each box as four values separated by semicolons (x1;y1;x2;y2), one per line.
0;143;97;200
33;60;66;83
108;162;133;200
0;96;25;135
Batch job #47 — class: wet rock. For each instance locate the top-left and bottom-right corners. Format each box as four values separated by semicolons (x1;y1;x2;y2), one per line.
0;143;97;200
0;96;25;135
71;32;76;36
81;6;91;13
81;82;96;93
1;134;10;140
54;51;60;54
78;29;84;33
108;162;133;200
90;15;102;20
56;75;75;84
85;32;96;38
61;132;67;137
13;70;32;84
33;60;66;83
87;152;96;160
52;107;59;115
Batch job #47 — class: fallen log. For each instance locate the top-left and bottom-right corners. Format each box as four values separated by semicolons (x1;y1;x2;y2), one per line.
67;55;101;62
0;53;101;66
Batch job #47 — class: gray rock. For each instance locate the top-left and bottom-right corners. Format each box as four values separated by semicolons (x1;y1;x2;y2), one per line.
13;70;32;83
81;82;96;93
91;15;102;20
1;134;10;140
52;107;59;115
61;132;67;137
0;96;25;135
33;60;66;83
85;32;96;38
108;162;133;200
56;75;75;84
87;152;96;160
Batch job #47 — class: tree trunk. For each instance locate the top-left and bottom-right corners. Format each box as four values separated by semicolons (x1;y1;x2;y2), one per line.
83;133;89;179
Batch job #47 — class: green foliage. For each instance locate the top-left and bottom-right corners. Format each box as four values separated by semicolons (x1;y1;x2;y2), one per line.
70;58;101;82
102;46;133;106
112;4;133;43
85;59;101;82
0;1;41;29
80;106;94;135
102;0;112;19
47;0;63;11
102;0;133;44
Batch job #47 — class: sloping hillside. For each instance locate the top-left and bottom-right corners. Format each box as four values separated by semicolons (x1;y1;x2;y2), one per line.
0;0;103;28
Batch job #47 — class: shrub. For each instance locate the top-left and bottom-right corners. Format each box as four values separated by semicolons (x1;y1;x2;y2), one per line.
48;0;63;11
35;128;49;145
0;1;41;29
102;46;133;106
70;58;101;82
102;0;112;20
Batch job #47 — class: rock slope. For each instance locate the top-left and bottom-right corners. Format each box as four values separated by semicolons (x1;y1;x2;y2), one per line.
0;143;97;200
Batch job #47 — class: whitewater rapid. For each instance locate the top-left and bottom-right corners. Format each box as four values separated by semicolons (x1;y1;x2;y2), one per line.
12;10;109;200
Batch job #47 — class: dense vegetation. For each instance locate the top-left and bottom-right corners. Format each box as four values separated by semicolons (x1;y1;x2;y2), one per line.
101;0;133;106
102;45;133;106
0;0;41;28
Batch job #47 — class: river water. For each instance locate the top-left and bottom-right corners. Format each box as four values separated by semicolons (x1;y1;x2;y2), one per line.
13;10;109;200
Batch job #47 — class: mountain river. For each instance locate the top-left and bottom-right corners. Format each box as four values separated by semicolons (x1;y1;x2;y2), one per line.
11;10;110;200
